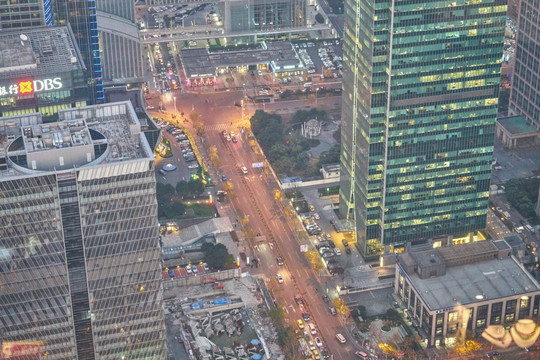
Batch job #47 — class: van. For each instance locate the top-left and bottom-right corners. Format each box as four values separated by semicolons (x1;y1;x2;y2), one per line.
304;82;312;88
335;333;346;344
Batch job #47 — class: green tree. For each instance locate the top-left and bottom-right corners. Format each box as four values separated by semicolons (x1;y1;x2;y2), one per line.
202;243;234;269
315;13;324;24
156;183;176;202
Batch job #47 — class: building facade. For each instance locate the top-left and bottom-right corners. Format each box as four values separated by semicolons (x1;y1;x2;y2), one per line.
509;0;539;127
339;0;507;257
224;0;307;33
0;101;167;359
0;0;44;30
97;0;144;84
395;241;540;347
52;0;105;103
0;26;89;121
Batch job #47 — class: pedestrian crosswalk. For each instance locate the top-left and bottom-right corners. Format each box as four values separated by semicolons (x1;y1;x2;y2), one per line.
204;123;231;132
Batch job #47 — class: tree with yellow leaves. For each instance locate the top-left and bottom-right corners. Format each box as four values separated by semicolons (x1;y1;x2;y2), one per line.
305;250;325;270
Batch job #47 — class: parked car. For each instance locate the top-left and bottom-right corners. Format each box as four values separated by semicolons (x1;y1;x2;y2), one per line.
276;257;284;266
276;274;284;284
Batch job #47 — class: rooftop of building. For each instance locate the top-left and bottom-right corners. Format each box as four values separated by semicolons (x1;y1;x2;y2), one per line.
181;41;302;78
399;241;540;311
322;163;340;172
497;115;537;135
0;26;84;80
0;101;153;178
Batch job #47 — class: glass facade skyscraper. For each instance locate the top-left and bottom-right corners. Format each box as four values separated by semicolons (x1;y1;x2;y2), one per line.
0;102;166;359
509;0;540;127
225;0;307;33
53;0;105;103
339;0;506;257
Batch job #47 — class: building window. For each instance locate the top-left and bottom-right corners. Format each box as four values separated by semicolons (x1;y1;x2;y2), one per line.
448;312;458;323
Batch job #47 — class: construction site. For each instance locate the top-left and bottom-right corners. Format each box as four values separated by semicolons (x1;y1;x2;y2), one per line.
164;273;284;360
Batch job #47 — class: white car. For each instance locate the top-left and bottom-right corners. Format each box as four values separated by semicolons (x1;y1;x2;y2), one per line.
334;248;342;256
241;166;248;174
186;264;192;274
315;337;323;348
192;264;198;273
309;341;316;350
203;262;209;271
276;274;284;284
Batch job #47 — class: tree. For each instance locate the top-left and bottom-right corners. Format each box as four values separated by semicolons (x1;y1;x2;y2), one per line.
208;145;220;167
156;182;175;202
202;243;233;269
193;120;205;136
305;250;325;270
332;297;351;318
315;13;324;23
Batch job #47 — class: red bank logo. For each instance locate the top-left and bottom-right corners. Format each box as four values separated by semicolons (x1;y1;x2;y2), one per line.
18;81;33;94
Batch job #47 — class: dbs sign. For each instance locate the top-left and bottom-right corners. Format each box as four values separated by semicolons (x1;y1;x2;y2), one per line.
0;77;63;97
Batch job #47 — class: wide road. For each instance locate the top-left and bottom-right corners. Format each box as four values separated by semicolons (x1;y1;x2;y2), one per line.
163;91;359;359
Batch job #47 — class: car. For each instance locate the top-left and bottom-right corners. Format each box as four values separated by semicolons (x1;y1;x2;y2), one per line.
355;351;369;359
302;312;310;321
186;264;192;274
322;295;329;303
297;319;304;329
322;252;335;259
159;169;166;176
295;296;304;305
308;341;316;350
334;248;342;256
221;174;227;181
321;349;330;359
342;239;349;247
276;274;283;284
329;240;335;248
329;306;337;315
231;136;238;143
192;264;198;273
312;349;321;359
487;352;500;359
346;248;352;255
309;323;317;335
168;269;175;277
309;205;315;211
188;164;199;169
241;166;248;174
276;257;284;266
203;262;209;271
315;337;323;348
313;213;320;220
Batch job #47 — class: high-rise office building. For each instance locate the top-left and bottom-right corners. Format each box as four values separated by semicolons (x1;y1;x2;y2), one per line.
339;0;507;257
509;0;539;126
52;0;105;103
0;0;44;30
0;101;167;359
96;0;144;84
0;26;89;121
224;0;307;33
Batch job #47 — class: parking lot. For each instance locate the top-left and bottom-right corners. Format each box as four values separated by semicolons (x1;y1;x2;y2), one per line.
154;119;201;185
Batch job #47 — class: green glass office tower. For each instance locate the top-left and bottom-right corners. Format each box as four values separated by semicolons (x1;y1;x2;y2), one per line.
339;0;506;257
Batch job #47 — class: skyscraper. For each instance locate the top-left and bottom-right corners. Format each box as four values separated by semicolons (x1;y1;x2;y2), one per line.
53;0;105;103
509;0;539;126
97;0;144;84
339;0;507;257
0;101;167;359
0;0;45;30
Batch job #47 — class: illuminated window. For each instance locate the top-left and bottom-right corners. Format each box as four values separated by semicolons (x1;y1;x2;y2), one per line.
468;29;477;36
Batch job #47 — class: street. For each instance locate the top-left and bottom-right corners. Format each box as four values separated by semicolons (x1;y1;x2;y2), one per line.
149;89;364;359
